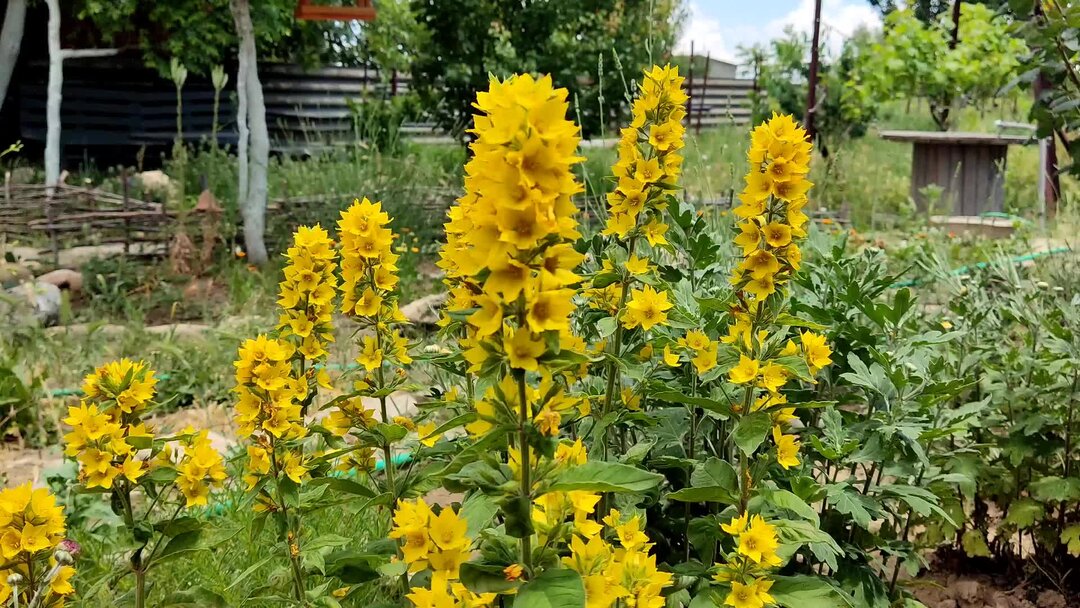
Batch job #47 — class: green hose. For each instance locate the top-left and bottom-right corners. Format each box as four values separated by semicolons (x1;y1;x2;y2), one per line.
893;246;1073;288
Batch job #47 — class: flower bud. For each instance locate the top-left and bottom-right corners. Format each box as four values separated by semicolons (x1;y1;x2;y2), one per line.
55;549;74;565
59;539;82;558
7;573;23;586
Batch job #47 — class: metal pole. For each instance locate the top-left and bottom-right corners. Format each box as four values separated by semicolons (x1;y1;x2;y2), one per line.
696;53;711;134
687;41;695;128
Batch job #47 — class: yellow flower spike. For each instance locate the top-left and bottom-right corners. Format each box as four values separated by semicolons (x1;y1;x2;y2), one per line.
725;580;766;608
625;254;651;275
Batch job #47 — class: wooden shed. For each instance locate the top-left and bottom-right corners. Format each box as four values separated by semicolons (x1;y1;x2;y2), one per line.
880;130;1030;215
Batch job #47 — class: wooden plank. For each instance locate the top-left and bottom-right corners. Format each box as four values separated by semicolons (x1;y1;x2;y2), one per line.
880;130;1030;145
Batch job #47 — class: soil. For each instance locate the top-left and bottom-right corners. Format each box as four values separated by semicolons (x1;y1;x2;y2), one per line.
913;551;1076;608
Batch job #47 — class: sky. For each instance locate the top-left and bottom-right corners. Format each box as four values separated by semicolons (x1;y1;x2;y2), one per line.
676;0;883;65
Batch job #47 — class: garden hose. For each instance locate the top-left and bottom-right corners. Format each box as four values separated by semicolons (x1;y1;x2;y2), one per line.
892;246;1073;288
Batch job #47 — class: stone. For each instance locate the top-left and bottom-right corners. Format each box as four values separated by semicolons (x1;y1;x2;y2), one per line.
3;281;62;326
36;268;83;292
0;262;32;287
951;580;982;607
145;323;211;339
44;323;126;338
1034;591;1066;608
400;292;447;326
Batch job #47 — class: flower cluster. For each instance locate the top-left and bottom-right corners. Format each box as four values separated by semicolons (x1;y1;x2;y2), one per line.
234;335;308;441
664;329;720;374
173;430;228;507
63;359;157;490
440;73;585;379
562;509;673;608
603;64;687;241
729;113;812;301
713;514;780;608
0;483;75;606
277;225;338;363
338;198;410;374
391;499;493;607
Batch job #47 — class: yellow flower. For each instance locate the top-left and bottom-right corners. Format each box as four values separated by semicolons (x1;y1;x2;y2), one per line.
507;327;545;371
773;426;800;470
729;356;760;384
761;222;792;248
622;285;673;331
526;289;575;332
738;515;780;566
741;249;780;280
725;580;766;608
417;421;442;447
733;221;762;256
429;507;469;551
800;331;833;373
469;294;504;337
625;254;651;275
642;219;669;247
721;512;748;536
662;345;680;367
356;335;384;371
758;362;787;393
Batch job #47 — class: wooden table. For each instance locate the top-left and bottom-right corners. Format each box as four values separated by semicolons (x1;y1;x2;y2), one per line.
880;130;1030;215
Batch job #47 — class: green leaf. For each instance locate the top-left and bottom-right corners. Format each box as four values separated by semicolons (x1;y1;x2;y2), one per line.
667;458;738;504
770;575;855;608
1030;476;1080;503
775;313;828;331
460;562;520;594
224;555;274;591
961;530;992;558
1061;524;1080;557
652;390;732;416
323;551;384;584
549;461;663;494
307;477;375;498
1004;499;1044;530
825;484;874;530
161;587;226;607
154;529;204;565
765;489;820;526
515;568;585;608
460;493;500;538
596;316;618;338
732;412;772;456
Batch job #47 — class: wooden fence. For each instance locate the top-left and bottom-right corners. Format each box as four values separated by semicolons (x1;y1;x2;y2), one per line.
0;177;170;261
685;77;755;129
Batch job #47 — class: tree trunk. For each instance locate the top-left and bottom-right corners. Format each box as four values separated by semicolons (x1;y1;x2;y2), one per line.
230;0;268;265
234;13;249;210
44;0;62;193
0;0;26;113
805;0;823;143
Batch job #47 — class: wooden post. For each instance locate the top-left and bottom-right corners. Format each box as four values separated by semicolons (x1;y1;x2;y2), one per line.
687;42;695;128
805;0;822;142
696;53;711;134
391;69;398;97
948;0;962;50
121;167;131;253
46;188;58;266
1032;2;1060;217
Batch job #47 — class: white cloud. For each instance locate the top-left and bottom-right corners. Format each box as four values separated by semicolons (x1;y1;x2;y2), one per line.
675;2;737;62
675;1;881;66
770;0;881;57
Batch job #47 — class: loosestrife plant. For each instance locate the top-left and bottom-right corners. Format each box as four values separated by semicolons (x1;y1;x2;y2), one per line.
235;225;341;602
62;359;226;608
0;484;74;608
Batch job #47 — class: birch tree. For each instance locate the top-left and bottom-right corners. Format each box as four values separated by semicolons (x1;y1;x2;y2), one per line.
230;0;269;265
0;0;25;112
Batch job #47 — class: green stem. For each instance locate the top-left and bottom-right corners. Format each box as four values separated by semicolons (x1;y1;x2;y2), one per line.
270;448;305;603
516;370;534;574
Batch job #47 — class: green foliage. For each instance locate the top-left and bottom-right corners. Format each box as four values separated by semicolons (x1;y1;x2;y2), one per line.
1011;0;1080;176
70;0;361;76
742;27;880;155
862;3;1026;129
408;0;681;139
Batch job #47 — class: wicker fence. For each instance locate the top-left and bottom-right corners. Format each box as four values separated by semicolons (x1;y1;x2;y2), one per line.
0;175;170;262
